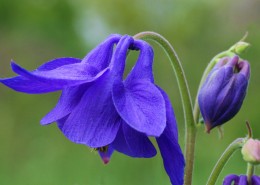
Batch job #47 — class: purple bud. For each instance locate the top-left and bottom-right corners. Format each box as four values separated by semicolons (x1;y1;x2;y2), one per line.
223;174;260;185
198;56;250;133
222;174;239;185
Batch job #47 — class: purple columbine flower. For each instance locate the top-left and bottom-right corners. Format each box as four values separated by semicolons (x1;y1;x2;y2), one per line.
0;34;184;185
198;56;250;133
223;174;260;185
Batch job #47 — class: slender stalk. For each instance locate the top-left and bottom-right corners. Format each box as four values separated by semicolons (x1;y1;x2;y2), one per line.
245;121;253;138
133;31;196;185
206;138;245;185
246;163;255;185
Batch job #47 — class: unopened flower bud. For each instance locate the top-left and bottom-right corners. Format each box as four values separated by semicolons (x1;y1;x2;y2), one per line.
241;138;260;165
223;174;260;185
198;56;250;133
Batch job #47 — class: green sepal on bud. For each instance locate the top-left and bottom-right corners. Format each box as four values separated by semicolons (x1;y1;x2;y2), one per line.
228;41;250;55
241;138;260;165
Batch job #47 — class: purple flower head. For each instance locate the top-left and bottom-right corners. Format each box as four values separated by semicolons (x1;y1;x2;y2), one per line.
0;34;184;185
198;56;250;133
223;174;260;185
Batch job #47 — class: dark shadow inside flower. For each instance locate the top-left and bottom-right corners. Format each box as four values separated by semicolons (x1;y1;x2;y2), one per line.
122;51;139;79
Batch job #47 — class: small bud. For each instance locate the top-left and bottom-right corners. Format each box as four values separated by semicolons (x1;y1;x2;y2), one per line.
241;138;260;165
229;41;250;55
223;174;260;185
198;56;250;133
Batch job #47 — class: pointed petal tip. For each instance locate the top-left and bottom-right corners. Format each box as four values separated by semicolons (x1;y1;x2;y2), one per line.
101;157;110;164
227;55;239;67
232;55;239;61
40;114;57;125
40;118;51;125
10;61;20;71
98;146;114;164
10;60;15;65
205;123;212;134
10;61;31;77
238;60;250;80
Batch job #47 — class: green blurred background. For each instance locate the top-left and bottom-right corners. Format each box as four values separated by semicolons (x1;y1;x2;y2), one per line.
0;0;259;184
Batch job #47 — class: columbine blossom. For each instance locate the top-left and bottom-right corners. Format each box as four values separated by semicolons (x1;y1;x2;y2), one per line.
223;174;260;185
0;34;184;185
198;56;250;132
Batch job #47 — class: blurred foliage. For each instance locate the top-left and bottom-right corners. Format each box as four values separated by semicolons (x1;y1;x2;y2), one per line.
0;0;259;184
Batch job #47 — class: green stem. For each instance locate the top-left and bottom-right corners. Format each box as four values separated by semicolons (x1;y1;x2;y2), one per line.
247;163;255;185
206;138;245;185
133;31;196;185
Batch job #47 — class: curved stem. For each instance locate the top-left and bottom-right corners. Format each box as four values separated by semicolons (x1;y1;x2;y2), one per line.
247;163;255;185
206;138;245;185
134;31;196;185
245;121;253;138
